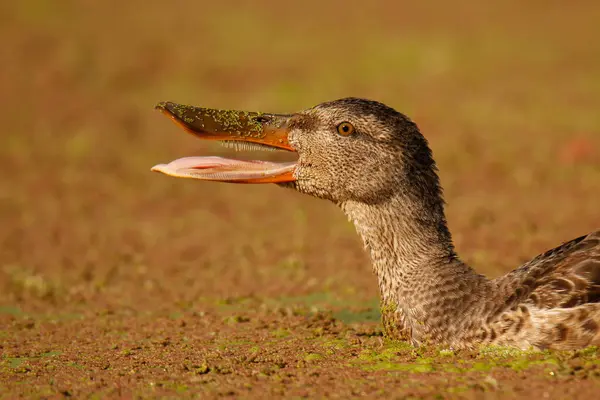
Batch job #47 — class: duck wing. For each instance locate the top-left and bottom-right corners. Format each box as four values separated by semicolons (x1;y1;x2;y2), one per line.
488;231;600;349
522;230;600;309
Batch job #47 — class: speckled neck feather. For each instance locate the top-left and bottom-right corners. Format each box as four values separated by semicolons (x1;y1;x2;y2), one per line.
341;188;493;347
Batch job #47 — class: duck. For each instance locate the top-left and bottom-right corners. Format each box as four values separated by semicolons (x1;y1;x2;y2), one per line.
151;98;600;350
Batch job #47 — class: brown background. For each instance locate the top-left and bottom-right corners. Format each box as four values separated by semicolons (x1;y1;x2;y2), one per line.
1;1;599;398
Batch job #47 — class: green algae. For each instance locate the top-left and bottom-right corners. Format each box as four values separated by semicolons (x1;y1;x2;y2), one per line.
362;361;436;373
575;345;599;357
3;350;62;371
68;362;85;370
474;345;562;372
0;306;25;316
380;300;409;341
438;349;455;357
356;346;452;373
478;345;539;358
333;307;380;324
154;381;189;393
349;340;600;376
6;358;25;369
318;337;350;351
271;328;291;338
304;353;324;362
182;361;210;375
357;342;414;363
155;101;266;137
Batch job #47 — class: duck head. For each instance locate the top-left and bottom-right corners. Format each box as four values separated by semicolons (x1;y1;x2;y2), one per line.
152;98;440;206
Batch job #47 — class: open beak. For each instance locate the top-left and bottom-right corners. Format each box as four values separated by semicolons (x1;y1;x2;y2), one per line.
151;102;297;183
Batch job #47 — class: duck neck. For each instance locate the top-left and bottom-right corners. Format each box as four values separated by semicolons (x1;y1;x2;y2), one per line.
341;192;459;295
340;191;490;339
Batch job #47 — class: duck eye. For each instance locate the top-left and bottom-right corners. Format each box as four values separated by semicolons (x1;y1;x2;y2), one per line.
336;122;355;136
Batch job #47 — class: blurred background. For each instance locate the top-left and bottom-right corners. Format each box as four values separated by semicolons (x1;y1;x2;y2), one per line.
1;0;599;312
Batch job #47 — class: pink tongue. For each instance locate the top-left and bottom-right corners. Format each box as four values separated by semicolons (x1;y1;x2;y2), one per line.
151;156;296;181
158;156;269;169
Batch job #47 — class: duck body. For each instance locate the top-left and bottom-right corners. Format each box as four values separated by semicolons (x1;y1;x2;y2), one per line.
152;97;600;350
488;232;600;349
